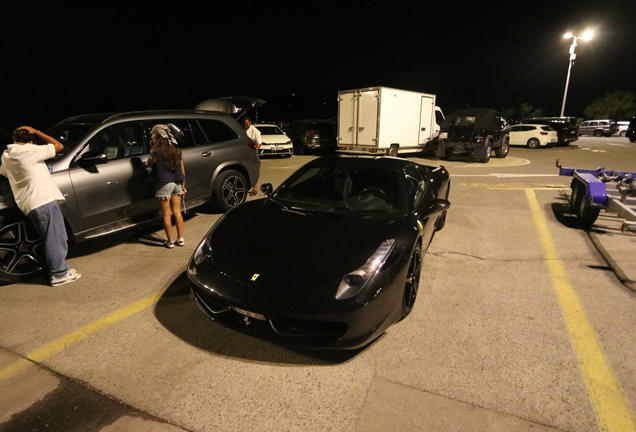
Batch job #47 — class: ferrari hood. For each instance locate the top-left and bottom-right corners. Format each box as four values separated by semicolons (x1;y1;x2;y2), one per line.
208;199;400;291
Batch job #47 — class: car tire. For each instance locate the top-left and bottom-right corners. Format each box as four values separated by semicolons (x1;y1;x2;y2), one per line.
212;170;247;212
480;141;492;163
0;212;47;284
439;147;452;160
630;135;636;143
495;137;509;158
293;140;305;155
594;130;603;137
620;131;626;137
571;181;600;225
527;138;540;149
401;241;422;319
388;144;399;157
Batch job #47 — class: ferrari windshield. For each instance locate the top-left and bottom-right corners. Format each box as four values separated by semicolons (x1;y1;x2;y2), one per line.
273;161;403;217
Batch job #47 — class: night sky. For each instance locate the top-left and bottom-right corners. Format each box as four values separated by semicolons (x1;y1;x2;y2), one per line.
3;1;635;128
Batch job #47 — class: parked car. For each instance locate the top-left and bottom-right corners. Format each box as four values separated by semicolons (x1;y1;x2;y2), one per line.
188;155;451;349
578;119;619;137
435;108;509;163
627;117;636;143
523;117;579;146
253;124;293;157
284;119;337;155
618;121;630;137
504;124;558;149
0;110;260;283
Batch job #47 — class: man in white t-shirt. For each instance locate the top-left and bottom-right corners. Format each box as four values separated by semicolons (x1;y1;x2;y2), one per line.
243;117;262;196
0;126;80;286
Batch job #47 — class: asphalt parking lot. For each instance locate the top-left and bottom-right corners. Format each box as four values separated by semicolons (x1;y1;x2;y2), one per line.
1;137;635;432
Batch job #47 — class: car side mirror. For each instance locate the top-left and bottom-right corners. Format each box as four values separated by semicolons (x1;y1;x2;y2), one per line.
427;199;451;217
260;183;273;197
79;151;108;164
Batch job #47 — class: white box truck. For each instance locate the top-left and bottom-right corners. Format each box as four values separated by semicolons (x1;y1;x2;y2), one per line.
337;86;444;156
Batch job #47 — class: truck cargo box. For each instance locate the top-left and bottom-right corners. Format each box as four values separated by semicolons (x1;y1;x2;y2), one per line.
337;87;443;156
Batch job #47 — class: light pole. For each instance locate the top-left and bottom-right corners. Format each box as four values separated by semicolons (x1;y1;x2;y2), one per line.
560;31;593;117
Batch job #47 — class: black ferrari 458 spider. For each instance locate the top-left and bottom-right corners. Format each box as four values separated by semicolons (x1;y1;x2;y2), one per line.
188;155;450;349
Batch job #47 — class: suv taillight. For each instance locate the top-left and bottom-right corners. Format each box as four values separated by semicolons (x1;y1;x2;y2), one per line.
305;130;316;135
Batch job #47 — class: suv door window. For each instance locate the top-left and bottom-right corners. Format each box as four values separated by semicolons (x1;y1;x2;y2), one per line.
197;119;239;144
86;123;146;160
143;120;196;148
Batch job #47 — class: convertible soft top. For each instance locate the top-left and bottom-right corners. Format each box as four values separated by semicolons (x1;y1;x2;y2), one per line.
441;108;501;131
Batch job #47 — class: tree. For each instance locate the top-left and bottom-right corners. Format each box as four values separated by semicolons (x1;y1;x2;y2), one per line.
583;90;636;120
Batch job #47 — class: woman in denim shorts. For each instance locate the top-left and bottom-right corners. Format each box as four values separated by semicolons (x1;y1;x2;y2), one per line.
147;124;186;249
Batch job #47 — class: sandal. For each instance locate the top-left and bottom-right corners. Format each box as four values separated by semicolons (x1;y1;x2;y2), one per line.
249;189;258;196
164;241;174;249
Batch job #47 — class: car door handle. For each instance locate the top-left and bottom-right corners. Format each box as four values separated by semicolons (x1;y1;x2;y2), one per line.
201;151;213;157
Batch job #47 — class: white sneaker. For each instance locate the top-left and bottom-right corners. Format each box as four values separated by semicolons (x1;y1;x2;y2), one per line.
50;269;81;287
175;238;185;247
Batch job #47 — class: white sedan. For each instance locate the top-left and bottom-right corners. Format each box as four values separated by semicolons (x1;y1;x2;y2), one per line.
504;124;558;149
254;124;293;157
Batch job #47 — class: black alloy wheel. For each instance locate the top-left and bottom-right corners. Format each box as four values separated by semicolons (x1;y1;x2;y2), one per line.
401;242;422;319
213;170;247;212
0;217;46;284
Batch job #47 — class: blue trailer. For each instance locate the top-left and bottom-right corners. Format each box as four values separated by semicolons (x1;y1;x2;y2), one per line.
556;159;636;231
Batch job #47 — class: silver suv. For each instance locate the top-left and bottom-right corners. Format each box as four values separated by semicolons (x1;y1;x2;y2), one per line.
578;119;619;137
0;110;260;283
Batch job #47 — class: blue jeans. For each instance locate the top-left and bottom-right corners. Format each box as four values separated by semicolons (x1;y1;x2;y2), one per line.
27;201;69;277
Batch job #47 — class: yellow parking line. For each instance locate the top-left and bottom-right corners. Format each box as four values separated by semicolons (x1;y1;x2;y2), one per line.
0;291;163;383
526;188;636;432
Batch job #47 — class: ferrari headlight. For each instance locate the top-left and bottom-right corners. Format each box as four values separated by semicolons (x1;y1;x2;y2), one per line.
190;214;226;268
192;238;211;266
335;239;395;300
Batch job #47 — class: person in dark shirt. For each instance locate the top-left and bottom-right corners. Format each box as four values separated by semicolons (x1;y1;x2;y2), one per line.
147;124;186;249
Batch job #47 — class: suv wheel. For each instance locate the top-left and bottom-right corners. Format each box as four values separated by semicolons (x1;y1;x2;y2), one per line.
0;212;46;283
479;141;492;163
212;170;247;212
495;137;509;158
594;130;603;137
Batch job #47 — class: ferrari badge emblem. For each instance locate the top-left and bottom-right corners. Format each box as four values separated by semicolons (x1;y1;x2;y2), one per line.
251;273;260;281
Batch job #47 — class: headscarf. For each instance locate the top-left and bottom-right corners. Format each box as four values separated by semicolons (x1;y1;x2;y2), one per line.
151;124;178;146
